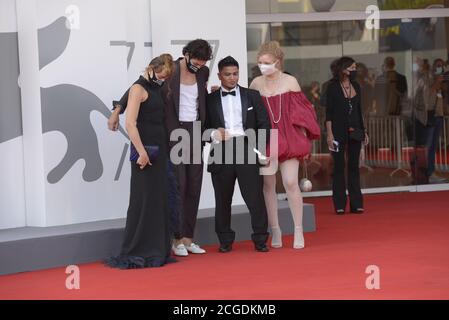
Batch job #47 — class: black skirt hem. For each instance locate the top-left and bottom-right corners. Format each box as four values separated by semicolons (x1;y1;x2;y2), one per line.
104;255;177;269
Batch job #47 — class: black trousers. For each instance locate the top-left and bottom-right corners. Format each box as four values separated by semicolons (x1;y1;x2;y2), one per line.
173;121;203;240
211;139;269;246
331;138;363;211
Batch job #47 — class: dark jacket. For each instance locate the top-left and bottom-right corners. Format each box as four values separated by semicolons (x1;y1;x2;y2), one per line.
164;58;209;141
205;86;271;173
326;79;365;143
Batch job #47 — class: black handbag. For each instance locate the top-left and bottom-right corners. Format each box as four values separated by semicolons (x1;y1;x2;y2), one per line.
349;128;365;142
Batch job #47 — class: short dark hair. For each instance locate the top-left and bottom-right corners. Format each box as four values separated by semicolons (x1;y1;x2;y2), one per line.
335;56;356;80
218;56;239;71
384;56;395;69
182;39;213;61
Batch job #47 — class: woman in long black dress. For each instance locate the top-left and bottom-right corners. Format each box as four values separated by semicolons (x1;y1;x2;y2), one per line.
106;54;175;268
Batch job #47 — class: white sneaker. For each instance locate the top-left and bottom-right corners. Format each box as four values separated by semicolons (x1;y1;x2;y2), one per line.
185;243;206;254
172;243;188;256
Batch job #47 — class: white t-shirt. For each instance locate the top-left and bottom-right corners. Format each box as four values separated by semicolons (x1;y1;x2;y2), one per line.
179;83;199;122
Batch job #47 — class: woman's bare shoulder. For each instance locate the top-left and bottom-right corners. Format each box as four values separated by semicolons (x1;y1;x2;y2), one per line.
129;83;148;102
249;75;264;90
283;74;301;91
131;83;147;94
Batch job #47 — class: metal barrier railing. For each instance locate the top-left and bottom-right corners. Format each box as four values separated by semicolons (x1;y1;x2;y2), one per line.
365;115;449;174
311;115;449;174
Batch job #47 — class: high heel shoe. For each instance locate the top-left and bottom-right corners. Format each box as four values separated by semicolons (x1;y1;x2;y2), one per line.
270;226;282;248
293;226;305;249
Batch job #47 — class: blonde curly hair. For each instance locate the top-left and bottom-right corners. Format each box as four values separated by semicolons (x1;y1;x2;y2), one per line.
145;53;175;78
257;41;284;70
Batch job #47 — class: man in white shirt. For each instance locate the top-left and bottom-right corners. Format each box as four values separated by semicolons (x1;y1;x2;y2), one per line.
205;56;271;253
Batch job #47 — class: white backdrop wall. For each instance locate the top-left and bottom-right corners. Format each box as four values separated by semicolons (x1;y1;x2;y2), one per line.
36;0;130;226
0;0;26;229
0;0;248;229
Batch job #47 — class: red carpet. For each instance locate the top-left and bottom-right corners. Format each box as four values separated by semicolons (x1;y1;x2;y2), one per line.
1;191;449;300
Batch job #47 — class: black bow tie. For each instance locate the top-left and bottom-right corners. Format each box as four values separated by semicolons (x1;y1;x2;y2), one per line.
222;90;236;97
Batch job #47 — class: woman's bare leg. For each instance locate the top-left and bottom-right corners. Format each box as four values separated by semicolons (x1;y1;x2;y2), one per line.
279;159;304;249
263;174;282;248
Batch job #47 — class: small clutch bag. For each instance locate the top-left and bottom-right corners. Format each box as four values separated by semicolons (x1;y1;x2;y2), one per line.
129;144;160;162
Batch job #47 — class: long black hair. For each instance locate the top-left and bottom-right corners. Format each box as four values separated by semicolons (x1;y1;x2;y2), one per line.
334;56;356;81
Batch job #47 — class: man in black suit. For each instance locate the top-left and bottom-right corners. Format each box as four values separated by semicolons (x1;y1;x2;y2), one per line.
205;56;271;253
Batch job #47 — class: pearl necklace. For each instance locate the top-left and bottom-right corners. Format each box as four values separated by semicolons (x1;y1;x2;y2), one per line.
263;72;283;124
265;94;282;124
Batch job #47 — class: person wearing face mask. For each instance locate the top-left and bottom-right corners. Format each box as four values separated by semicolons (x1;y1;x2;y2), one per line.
205;56;272;253
423;59;448;184
250;41;321;249
326;56;369;215
105;54;176;269
107;39;213;257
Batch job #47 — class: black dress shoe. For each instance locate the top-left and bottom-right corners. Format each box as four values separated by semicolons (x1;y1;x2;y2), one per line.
255;244;269;252
219;244;232;253
336;209;345;215
350;208;364;214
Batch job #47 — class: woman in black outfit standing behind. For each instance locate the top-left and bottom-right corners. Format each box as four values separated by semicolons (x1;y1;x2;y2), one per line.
326;57;369;215
106;54;175;268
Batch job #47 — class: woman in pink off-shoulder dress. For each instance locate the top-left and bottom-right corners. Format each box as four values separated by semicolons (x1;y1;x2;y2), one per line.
250;41;320;249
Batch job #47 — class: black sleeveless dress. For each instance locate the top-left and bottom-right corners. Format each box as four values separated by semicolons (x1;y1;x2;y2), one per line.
106;76;175;269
